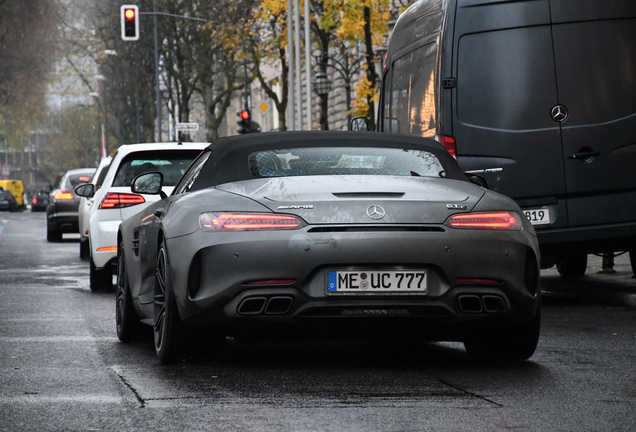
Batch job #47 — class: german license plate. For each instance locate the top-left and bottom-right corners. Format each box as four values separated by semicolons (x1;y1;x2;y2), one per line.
327;270;428;294
523;207;551;226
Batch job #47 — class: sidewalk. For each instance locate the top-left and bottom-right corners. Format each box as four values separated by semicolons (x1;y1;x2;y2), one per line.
541;252;636;308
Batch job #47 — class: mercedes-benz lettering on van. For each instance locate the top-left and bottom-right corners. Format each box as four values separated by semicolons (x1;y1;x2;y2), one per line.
379;0;636;276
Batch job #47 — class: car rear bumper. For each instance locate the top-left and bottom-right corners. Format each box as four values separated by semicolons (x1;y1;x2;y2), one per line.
91;219;122;268
47;213;79;232
164;228;541;332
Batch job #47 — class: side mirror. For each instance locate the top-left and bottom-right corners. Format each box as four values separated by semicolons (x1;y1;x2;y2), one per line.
132;172;165;198
383;117;400;134
350;117;369;131
466;173;489;189
74;183;95;198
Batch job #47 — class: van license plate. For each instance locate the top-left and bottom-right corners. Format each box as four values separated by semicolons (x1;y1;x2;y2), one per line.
523;208;551;226
327;270;428;294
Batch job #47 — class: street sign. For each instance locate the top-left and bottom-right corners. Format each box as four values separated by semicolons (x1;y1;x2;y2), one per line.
257;101;271;115
175;122;199;133
1;163;10;179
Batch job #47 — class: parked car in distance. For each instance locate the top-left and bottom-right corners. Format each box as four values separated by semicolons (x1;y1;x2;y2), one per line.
31;185;52;212
0;187;18;211
116;131;541;364
0;180;26;210
75;142;208;291
79;157;112;259
46;168;96;242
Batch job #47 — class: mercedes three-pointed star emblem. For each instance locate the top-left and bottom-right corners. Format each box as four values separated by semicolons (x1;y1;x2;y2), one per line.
551;105;569;123
367;205;385;220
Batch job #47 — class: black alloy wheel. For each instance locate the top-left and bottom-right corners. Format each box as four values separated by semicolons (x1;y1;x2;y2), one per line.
116;239;143;342
154;239;185;363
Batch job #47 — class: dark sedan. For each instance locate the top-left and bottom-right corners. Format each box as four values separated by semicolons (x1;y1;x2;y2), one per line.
116;132;541;364
31;186;51;212
46;168;95;241
0;187;18;211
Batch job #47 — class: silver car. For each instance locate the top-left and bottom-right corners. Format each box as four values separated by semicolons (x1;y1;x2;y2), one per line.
116;132;541;364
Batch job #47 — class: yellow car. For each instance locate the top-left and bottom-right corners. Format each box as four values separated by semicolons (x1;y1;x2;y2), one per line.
0;180;25;209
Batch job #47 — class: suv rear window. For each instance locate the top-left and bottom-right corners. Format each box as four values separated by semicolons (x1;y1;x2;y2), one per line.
112;150;202;187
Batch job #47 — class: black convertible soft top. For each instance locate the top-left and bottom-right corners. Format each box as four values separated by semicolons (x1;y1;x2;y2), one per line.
191;131;466;191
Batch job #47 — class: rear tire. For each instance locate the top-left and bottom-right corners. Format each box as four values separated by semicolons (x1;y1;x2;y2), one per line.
46;223;62;242
464;309;541;363
154;239;186;363
79;239;90;260
557;253;588;277
116;240;143;342
90;259;112;292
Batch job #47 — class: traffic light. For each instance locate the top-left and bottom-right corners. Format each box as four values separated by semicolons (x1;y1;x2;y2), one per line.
121;5;139;41
237;110;251;134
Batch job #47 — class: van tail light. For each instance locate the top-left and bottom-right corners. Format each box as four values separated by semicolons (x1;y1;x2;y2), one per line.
200;213;307;231
436;135;456;158
445;212;521;230
99;193;145;209
52;191;74;200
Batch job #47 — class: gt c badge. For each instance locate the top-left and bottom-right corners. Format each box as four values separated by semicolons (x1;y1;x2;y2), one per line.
447;204;467;210
277;205;314;210
367;205;385;220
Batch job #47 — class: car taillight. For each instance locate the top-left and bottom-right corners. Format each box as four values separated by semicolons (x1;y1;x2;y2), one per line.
199;213;307;231
445;212;521;230
99;193;145;209
32;197;37;204
53;191;74;200
436;135;456;158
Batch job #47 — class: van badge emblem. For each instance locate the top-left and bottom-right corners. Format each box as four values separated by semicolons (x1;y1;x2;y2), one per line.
367;205;385;220
551;105;569;123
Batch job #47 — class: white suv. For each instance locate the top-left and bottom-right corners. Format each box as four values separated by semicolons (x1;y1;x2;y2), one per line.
79;156;112;260
76;142;208;291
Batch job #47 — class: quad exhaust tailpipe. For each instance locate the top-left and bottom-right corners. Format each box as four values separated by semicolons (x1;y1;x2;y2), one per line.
238;296;294;316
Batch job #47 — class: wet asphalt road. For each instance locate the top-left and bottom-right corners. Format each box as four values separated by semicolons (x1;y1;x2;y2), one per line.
1;211;636;431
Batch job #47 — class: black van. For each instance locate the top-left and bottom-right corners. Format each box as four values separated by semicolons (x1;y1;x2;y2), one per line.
375;0;636;276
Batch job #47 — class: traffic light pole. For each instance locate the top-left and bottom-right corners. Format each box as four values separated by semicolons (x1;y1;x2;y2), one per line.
152;0;161;142
138;9;210;143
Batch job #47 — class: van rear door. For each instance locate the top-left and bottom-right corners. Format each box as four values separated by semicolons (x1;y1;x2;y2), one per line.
550;2;636;227
453;0;567;227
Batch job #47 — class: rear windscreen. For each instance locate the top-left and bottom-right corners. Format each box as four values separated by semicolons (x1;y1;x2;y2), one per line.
67;173;95;188
112;150;201;187
249;147;446;178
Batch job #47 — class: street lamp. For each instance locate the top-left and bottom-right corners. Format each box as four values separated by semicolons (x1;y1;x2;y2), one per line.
313;71;331;97
313;70;331;131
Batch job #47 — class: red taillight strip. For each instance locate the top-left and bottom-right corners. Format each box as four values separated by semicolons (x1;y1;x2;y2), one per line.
457;278;500;284
244;279;296;286
99;193;145;209
200;213;306;231
446;212;520;230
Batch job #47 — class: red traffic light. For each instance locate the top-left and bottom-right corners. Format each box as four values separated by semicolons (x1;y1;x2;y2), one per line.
121;5;139;41
238;110;250;120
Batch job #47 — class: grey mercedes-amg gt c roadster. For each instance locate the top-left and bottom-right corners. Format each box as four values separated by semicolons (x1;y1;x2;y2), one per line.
116;131;541;363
